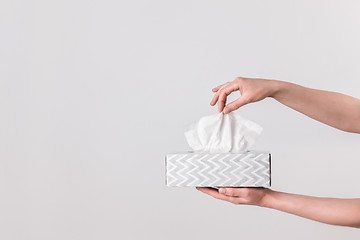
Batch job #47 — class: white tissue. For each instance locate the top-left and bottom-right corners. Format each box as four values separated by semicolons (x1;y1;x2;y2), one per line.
184;112;263;153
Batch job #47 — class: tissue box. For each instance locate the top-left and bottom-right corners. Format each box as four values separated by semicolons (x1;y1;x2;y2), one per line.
165;151;271;187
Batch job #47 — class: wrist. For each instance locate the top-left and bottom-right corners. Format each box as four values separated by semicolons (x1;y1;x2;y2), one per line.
259;188;277;208
268;80;285;99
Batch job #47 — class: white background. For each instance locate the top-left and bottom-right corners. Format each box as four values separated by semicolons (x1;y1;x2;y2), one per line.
1;0;360;239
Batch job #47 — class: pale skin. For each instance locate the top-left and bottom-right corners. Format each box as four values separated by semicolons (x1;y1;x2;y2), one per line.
197;77;360;228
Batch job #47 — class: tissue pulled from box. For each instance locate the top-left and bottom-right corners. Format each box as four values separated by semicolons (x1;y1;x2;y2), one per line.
184;112;263;153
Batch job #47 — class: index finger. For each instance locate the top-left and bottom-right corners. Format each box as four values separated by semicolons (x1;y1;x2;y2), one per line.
212;82;229;92
217;83;240;113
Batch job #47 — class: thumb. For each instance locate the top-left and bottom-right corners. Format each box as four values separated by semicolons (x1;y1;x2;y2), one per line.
223;97;251;114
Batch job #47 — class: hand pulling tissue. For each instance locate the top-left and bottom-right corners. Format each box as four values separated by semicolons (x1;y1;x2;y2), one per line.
165;112;271;187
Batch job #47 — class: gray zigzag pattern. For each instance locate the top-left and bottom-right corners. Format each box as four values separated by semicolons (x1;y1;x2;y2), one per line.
166;152;271;187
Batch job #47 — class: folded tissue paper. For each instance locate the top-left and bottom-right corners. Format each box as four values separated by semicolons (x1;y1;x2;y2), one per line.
165;112;271;187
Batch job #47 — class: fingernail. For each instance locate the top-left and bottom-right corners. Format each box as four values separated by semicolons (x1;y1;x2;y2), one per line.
219;188;225;194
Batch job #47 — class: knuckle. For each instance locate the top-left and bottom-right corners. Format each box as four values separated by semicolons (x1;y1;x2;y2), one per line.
219;94;227;102
241;188;250;196
219;188;226;195
226;188;235;196
235;77;244;82
228;188;236;196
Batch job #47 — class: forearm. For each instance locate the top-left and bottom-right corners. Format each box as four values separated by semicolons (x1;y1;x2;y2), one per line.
261;189;360;227
270;80;360;133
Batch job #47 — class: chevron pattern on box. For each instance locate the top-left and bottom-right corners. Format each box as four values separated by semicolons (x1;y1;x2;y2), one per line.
165;152;271;187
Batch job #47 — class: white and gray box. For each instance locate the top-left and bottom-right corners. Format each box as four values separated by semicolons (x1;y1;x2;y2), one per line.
165;151;271;187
